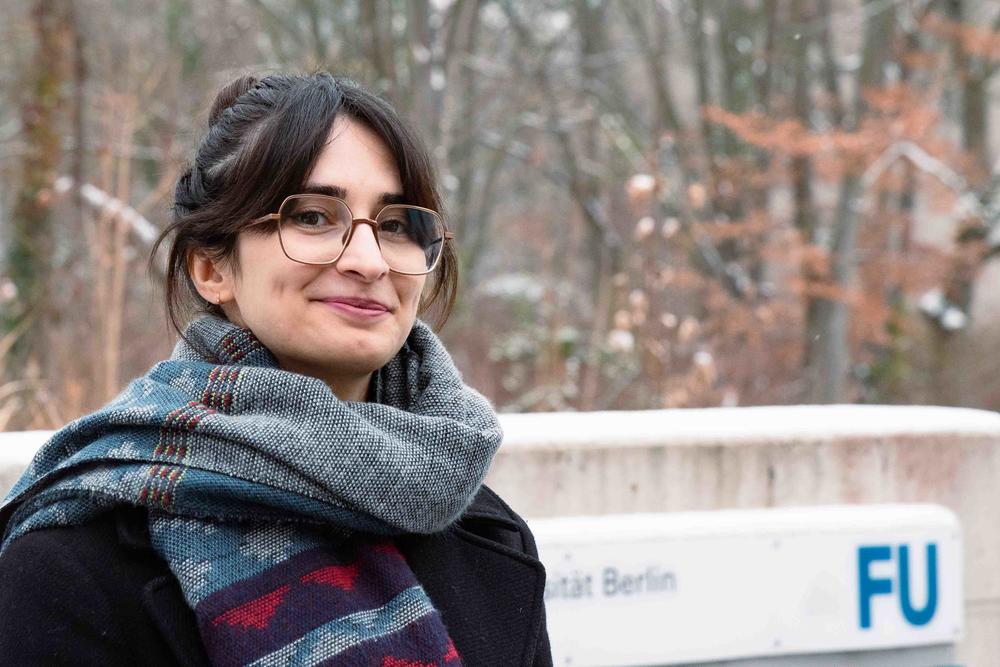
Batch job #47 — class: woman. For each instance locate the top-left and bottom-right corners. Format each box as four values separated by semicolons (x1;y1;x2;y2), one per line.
0;72;552;667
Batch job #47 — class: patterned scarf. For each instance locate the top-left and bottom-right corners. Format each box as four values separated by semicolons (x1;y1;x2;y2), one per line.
0;314;504;665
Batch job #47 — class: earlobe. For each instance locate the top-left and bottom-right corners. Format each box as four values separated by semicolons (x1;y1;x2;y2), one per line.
188;250;232;304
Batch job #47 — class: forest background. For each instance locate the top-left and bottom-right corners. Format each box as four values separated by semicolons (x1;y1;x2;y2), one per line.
2;0;1000;430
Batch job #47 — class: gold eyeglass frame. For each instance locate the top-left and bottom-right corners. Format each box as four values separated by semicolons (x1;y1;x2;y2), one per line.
247;193;454;276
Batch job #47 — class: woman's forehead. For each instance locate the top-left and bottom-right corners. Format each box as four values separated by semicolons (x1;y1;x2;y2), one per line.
311;117;402;191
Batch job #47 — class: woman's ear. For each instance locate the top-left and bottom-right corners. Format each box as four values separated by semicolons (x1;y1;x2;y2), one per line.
187;250;235;305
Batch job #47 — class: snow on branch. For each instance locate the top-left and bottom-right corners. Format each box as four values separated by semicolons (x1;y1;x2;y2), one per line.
52;176;158;245
862;140;971;203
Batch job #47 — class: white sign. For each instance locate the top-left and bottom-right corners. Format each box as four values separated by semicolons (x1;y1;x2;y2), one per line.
529;504;962;666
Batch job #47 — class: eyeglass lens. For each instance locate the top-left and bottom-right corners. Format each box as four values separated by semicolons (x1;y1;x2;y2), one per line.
277;195;445;273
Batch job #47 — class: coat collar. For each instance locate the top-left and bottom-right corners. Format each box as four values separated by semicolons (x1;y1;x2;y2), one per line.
399;485;549;666
113;506;210;666
117;485;547;667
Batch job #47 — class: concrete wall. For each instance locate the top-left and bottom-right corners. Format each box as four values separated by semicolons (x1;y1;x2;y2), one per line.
484;405;1000;667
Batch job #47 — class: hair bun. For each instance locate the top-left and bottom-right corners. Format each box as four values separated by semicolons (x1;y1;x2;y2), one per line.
208;75;259;126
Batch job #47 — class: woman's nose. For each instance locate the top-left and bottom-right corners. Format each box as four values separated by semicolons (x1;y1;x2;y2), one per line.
336;221;390;280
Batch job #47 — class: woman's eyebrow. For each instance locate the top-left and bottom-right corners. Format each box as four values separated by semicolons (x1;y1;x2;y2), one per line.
302;184;406;207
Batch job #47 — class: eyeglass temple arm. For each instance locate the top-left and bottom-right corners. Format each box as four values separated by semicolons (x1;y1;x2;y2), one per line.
249;213;281;227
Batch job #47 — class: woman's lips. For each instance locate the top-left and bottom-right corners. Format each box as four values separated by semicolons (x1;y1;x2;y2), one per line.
320;299;390;319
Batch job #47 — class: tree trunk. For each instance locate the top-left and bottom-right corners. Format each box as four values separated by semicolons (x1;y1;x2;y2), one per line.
802;0;894;403
946;0;990;179
406;0;435;141
4;0;73;405
807;174;862;403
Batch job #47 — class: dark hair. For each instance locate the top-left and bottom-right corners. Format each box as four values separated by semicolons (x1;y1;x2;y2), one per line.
149;71;458;342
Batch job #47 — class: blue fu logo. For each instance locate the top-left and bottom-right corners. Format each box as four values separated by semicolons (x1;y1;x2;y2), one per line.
858;544;938;629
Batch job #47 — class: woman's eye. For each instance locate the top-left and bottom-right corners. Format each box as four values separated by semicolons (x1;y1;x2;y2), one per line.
291;210;331;227
379;218;407;235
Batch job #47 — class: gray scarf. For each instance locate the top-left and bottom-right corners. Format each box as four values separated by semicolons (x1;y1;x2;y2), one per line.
1;313;503;548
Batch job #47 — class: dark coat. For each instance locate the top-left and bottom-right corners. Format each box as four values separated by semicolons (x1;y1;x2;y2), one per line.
0;484;552;667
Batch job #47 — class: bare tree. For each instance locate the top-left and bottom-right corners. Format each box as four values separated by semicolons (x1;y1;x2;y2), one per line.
3;0;75;428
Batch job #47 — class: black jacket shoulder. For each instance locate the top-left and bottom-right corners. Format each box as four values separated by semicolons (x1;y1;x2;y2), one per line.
0;505;206;666
0;484;552;667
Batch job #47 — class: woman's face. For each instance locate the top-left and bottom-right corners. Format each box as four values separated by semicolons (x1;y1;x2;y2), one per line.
193;116;427;399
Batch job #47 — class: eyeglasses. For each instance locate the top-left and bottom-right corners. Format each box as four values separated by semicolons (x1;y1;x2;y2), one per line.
248;194;453;275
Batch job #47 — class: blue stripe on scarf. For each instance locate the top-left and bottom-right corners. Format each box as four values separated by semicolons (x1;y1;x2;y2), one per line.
247;585;435;667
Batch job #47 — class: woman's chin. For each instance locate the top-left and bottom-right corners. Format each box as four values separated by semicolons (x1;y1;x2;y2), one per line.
307;348;393;377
